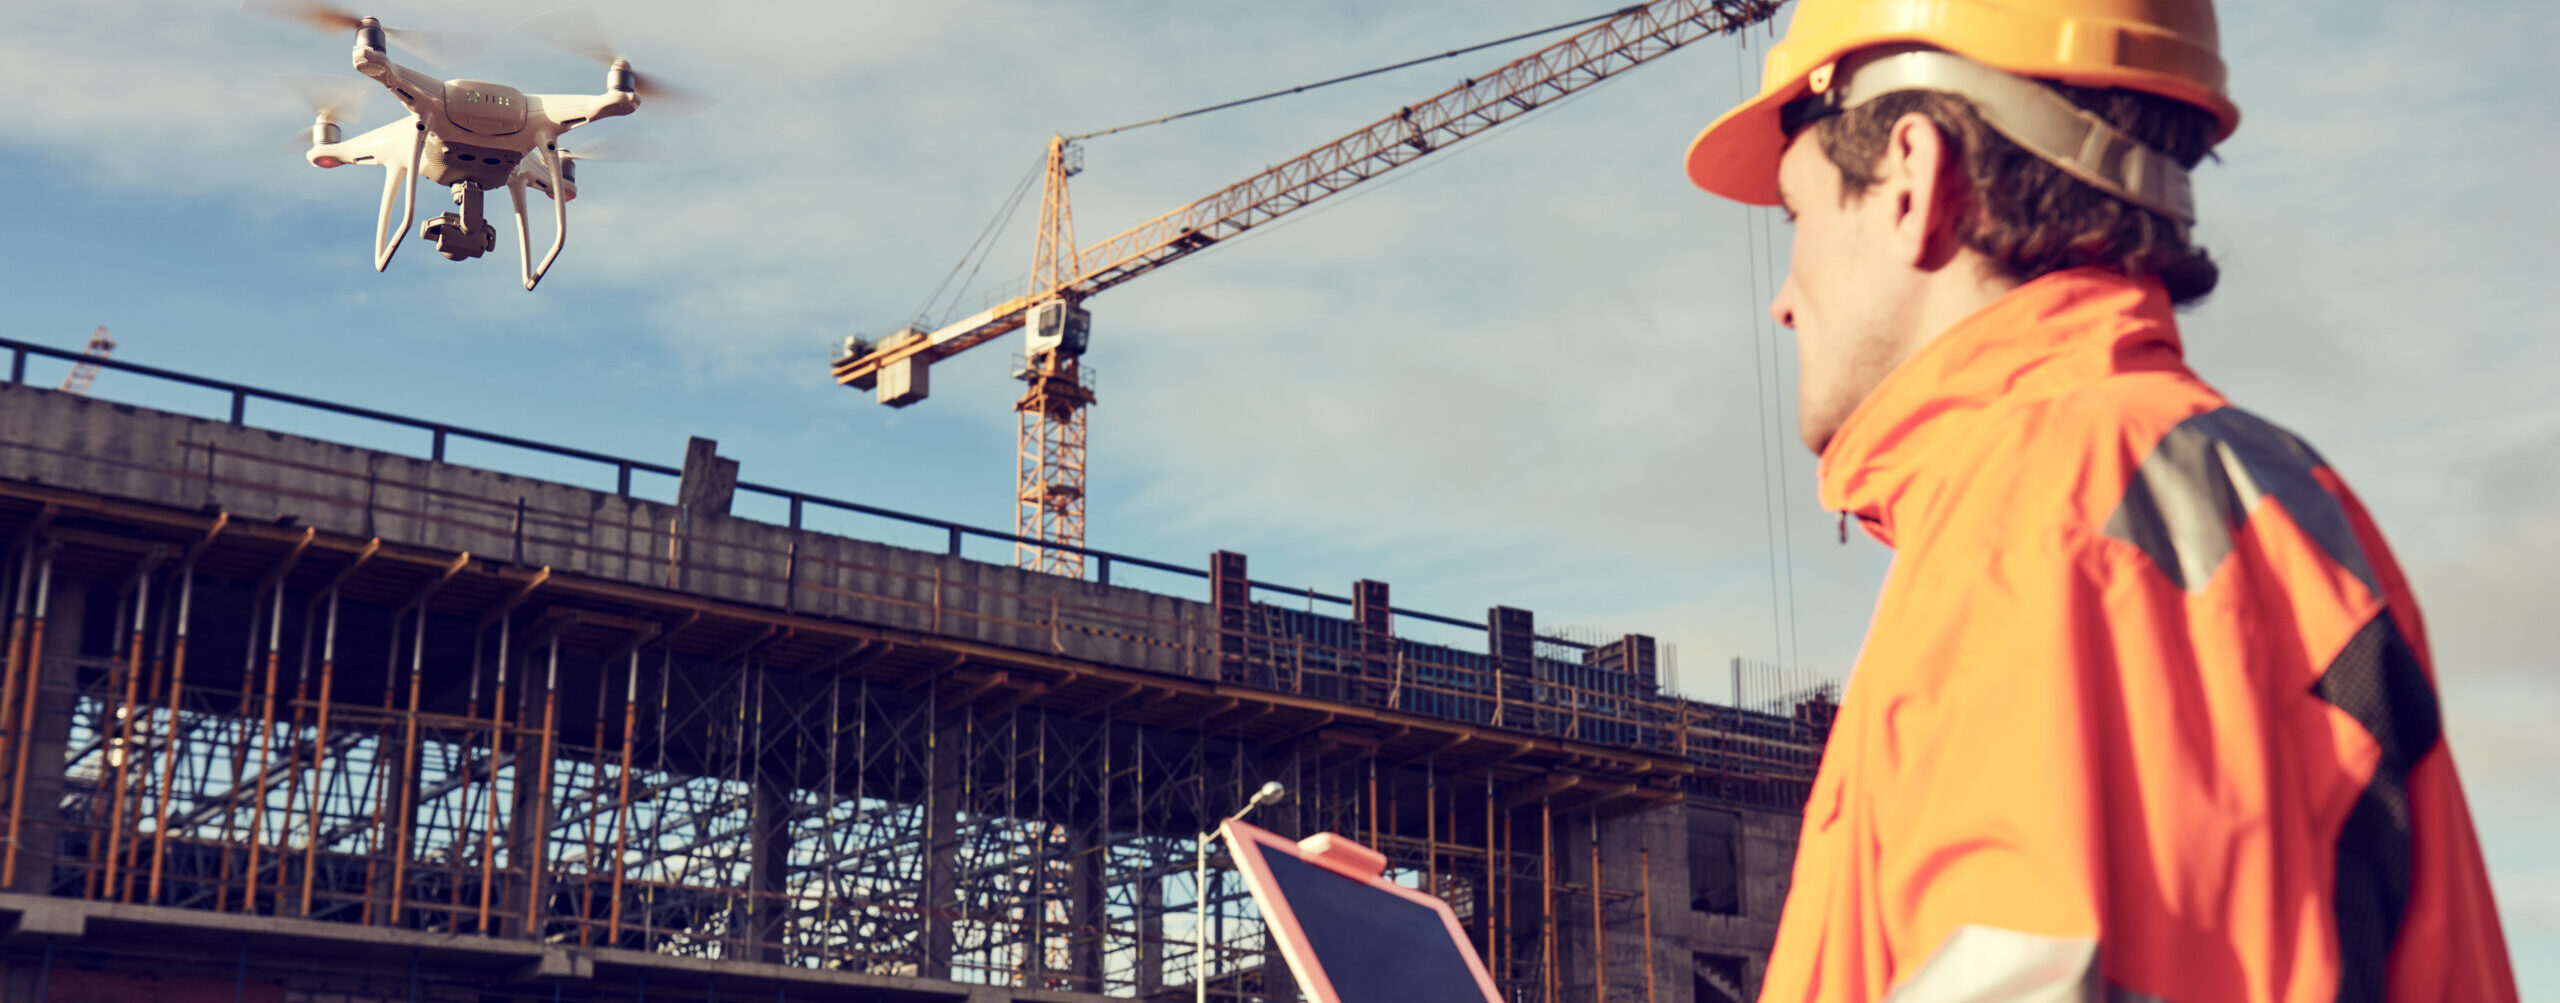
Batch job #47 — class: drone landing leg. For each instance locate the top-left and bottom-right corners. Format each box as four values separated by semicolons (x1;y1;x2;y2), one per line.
523;146;569;292
509;184;535;289
373;127;425;272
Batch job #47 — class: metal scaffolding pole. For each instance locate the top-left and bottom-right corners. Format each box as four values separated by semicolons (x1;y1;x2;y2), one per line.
388;604;426;924
144;562;192;902
98;559;153;900
297;589;340;916
2;548;50;889
241;581;286;913
476;614;510;934
1542;797;1555;1003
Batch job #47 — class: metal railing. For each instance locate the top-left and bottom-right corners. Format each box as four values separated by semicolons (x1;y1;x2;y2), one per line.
3;336;1515;639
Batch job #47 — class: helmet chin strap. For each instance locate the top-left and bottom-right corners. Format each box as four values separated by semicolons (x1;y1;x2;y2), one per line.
1799;47;2198;229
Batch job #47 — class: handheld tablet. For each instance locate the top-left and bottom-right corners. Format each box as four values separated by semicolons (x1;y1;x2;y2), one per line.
1220;819;1502;1003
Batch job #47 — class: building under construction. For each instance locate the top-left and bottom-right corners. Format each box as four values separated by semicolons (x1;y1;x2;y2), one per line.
0;341;1832;1002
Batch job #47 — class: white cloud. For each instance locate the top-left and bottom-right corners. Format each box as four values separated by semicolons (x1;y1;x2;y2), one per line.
3;0;2552;983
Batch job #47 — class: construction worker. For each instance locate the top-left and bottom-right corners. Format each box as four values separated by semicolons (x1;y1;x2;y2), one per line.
1680;1;2518;1000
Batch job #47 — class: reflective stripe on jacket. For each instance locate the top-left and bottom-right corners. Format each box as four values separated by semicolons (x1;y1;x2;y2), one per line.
1759;268;2516;1002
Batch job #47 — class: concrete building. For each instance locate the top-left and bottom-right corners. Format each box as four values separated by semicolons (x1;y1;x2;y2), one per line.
0;346;1830;1003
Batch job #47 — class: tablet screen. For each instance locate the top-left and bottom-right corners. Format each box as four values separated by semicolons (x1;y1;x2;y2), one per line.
1224;821;1500;1003
1260;850;1487;1003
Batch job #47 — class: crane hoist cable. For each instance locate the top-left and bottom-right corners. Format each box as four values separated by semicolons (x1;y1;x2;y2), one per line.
1067;5;1648;142
1725;27;1802;677
919;4;1669;330
911;152;1047;330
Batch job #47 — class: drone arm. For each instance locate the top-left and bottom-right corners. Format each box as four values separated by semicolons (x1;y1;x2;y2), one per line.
593;90;639;123
528;91;638;136
521;145;569;291
372;126;425;272
353;48;444;115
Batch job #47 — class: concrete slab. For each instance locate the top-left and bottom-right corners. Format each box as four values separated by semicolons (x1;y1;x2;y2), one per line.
0;381;1241;690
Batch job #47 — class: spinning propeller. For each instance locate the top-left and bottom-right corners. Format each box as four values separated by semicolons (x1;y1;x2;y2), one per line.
560;134;665;164
281;73;369;147
516;8;707;110
243;0;482;67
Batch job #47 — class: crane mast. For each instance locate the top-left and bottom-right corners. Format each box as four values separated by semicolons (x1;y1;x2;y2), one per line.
1016;135;1095;574
834;0;1785;573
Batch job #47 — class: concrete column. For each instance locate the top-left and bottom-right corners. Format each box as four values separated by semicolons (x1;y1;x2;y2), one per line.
921;709;964;979
747;771;793;963
1067;818;1106;991
1136;871;1165;996
1353;580;1392;707
672;437;738;596
0;950;40;1002
1210;552;1247;684
1487;606;1535;731
11;574;84;895
676;437;739;516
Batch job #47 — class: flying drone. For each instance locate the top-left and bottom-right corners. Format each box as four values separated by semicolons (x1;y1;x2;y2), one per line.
262;3;679;290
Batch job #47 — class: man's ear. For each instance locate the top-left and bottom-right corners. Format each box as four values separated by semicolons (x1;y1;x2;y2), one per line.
1882;111;1964;270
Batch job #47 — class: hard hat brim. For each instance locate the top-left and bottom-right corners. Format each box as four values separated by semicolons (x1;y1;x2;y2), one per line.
1684;73;1809;206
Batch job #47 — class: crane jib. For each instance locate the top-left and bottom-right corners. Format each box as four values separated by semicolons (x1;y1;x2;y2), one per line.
838;0;1782;388
1060;0;1783;301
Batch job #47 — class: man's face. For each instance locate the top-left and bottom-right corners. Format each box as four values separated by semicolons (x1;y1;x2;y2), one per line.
1768;131;1913;456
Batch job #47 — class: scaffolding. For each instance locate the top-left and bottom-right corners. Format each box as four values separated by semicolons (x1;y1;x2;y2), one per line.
0;358;1829;1001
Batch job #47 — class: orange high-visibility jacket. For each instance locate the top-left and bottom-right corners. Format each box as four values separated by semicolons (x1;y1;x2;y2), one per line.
1760;269;2516;1002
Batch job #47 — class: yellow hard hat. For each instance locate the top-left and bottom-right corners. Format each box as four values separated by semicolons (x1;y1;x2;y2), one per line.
1685;0;2240;206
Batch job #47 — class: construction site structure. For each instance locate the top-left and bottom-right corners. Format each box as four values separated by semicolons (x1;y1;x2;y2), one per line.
0;336;1833;1002
833;0;1785;576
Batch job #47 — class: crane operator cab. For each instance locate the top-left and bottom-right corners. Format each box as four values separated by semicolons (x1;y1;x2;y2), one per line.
1221;820;1502;1003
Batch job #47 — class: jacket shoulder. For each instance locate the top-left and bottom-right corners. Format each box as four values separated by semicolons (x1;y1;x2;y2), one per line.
1936;372;2225;557
2023;374;2371;594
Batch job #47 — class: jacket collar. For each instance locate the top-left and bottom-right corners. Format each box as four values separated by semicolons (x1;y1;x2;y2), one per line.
1815;267;2187;548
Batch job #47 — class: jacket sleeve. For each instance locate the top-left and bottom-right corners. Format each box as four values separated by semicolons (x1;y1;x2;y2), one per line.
1855;527;2133;1002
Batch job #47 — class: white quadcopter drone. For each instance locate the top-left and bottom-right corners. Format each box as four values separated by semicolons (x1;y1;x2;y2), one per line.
266;4;674;290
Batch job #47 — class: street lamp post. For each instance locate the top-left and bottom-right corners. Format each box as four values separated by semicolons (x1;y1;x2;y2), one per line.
1198;780;1287;1003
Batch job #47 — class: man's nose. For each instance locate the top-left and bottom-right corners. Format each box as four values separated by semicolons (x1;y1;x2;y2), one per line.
1769;273;1799;329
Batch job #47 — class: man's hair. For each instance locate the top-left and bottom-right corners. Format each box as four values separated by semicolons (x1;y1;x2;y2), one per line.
1813;83;2220;305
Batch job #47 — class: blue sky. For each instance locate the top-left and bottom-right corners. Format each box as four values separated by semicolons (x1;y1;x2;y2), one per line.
3;0;2552;992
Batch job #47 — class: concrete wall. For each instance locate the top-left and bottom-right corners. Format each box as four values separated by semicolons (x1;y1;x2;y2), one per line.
0;383;1216;682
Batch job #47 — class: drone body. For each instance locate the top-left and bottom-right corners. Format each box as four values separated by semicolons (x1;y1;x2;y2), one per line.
293;14;642;290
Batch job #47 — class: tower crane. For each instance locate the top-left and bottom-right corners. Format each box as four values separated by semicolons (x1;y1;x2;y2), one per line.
60;326;115;396
831;0;1784;575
